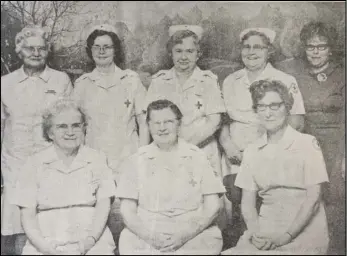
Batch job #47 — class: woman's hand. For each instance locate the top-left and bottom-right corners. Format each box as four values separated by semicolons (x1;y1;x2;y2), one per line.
159;231;191;252
78;236;96;255
270;233;292;248
251;232;292;250
146;232;171;250
40;240;68;255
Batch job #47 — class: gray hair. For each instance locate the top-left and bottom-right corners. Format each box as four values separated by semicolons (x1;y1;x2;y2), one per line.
15;26;50;54
42;99;87;142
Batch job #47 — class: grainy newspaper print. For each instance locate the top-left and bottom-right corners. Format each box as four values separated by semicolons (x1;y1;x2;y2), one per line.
1;1;345;255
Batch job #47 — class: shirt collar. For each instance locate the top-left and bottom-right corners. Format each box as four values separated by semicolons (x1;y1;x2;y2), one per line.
307;62;340;78
144;138;196;159
256;125;297;150
42;145;92;173
243;63;274;87
88;65;124;89
172;66;202;90
17;65;51;83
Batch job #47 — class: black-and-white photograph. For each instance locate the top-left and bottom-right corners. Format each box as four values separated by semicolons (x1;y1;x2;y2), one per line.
1;1;345;255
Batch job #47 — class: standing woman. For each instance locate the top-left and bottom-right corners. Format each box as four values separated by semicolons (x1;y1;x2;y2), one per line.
145;25;227;229
1;26;72;254
277;21;345;255
72;24;148;247
219;28;306;245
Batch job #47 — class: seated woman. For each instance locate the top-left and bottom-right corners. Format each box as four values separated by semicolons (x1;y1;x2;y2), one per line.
116;99;225;255
11;99;116;255
222;80;329;255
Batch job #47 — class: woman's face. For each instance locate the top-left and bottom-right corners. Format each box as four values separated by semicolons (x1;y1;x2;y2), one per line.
256;91;287;133
305;35;331;68
19;36;48;69
91;35;115;67
148;108;180;147
48;109;85;151
241;35;269;71
171;36;199;73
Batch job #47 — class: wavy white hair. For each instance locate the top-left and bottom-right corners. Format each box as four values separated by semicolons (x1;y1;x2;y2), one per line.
15;26;50;54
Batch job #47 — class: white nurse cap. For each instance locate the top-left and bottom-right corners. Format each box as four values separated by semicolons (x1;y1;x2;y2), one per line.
87;24;118;38
169;25;203;40
239;27;276;44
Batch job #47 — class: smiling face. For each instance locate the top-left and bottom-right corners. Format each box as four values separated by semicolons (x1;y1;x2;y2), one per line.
91;35;115;67
241;35;269;71
171;36;199;73
256;91;288;133
305;35;331;68
148;108;180;147
19;36;48;69
48;109;85;151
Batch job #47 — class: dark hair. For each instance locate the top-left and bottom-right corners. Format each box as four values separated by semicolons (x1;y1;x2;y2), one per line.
42;99;87;142
300;21;338;47
86;29;124;68
240;30;275;56
249;79;294;113
166;30;201;54
146;99;183;123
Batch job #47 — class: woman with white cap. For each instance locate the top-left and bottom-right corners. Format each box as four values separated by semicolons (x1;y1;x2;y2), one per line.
1;26;72;254
72;23;149;249
219;27;306;245
144;24;228;234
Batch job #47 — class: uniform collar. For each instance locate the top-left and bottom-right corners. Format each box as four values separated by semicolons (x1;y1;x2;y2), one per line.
256;125;297;150
171;66;203;90
89;65;124;89
307;62;340;80
18;65;51;83
144;138;196;159
242;63;275;88
42;145;92;174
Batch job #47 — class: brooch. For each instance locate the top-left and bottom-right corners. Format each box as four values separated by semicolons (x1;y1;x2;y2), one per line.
317;73;327;82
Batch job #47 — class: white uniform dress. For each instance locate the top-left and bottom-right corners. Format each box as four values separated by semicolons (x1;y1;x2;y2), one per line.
222;63;306;175
1;66;72;235
72;66;147;179
116;139;226;255
223;126;329;255
11;145;116;255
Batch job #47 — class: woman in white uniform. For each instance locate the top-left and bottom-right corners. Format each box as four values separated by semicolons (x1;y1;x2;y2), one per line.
219;28;306;246
145;25;228;231
11;99;116;255
72;24;149;247
1;26;72;254
222;80;329;255
117;99;225;255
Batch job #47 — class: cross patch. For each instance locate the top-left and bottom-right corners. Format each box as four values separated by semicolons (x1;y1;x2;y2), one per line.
196;101;203;109
189;178;197;187
124;99;131;108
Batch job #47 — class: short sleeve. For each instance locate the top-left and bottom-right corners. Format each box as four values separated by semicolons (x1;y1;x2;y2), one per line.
304;137;329;186
204;77;225;115
234;148;259;191
62;73;73;98
200;153;226;196
133;76;147;116
11;157;38;208
115;154;139;200
288;77;306;115
95;154;116;201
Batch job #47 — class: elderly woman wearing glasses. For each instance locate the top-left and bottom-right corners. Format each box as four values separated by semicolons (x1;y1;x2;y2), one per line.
1;26;72;254
219;28;306;245
117;99;225;255
72;24;148;246
277;21;345;255
222;80;329;255
11;99;116;255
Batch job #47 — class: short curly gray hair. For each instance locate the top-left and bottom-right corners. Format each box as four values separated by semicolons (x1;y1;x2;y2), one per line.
15;26;51;54
42;99;87;142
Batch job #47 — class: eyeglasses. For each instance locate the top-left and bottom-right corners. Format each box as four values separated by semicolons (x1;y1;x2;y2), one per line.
242;44;268;52
255;102;284;112
91;45;114;52
305;44;329;51
55;123;85;133
22;46;48;54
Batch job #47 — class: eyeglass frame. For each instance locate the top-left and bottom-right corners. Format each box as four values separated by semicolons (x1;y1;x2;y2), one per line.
91;45;114;52
22;46;48;54
241;44;269;52
305;44;329;51
254;102;285;112
54;122;85;133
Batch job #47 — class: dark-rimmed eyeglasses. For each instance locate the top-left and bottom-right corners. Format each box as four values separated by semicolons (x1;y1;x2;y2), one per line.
305;44;329;51
242;44;268;52
255;102;284;112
